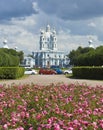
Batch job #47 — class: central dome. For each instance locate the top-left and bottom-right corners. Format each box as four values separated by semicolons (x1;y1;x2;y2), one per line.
46;24;50;32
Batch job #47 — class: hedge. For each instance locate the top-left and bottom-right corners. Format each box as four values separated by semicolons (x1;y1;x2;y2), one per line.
0;67;25;79
72;66;103;79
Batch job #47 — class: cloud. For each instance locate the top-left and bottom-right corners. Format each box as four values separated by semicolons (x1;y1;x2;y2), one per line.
0;0;39;20
0;0;103;55
88;22;96;27
37;0;103;20
0;15;39;53
0;12;102;55
57;31;102;53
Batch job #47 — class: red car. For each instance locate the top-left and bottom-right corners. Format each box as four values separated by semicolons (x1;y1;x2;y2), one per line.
39;68;57;75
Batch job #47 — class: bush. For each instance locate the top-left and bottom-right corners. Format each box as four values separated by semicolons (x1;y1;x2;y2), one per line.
72;66;103;79
0;67;25;79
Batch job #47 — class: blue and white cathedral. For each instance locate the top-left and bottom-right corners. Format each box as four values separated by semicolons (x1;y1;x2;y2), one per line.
32;25;68;68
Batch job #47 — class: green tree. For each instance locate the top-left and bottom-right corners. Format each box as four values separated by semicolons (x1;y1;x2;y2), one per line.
17;51;24;64
68;45;103;66
0;48;24;66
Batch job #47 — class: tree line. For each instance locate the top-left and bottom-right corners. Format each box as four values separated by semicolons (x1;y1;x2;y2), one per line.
68;46;103;66
0;48;24;66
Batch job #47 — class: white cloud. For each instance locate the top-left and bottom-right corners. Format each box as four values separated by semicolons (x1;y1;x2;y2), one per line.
0;15;39;53
57;30;102;53
32;2;39;13
88;22;96;27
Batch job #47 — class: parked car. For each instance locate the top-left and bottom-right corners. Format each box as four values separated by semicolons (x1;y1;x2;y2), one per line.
24;69;37;75
64;69;72;75
52;68;63;74
39;68;57;75
50;65;59;69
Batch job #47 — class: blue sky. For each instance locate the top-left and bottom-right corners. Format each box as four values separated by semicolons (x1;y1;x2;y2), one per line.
0;0;103;54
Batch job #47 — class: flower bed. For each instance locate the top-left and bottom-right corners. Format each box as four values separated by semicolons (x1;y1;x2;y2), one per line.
0;83;103;130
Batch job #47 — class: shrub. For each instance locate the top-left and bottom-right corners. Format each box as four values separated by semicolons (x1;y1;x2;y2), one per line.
0;67;25;79
72;66;103;79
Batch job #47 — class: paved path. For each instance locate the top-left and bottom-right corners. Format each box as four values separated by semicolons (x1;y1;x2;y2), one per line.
0;75;103;87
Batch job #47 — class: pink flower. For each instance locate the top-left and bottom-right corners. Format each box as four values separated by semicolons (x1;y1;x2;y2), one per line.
68;127;74;130
44;98;48;101
16;127;24;130
100;123;103;128
0;92;5;97
18;85;23;90
0;84;3;88
100;98;103;103
20;111;25;118
36;114;42;120
99;120;103;128
0;107;3;113
3;124;8;130
81;121;89;126
45;124;52;129
53;123;60;130
79;108;83;112
92;122;98;129
26;112;30;118
48;118;52;124
73;119;80;126
34;96;39;102
37;127;42;130
29;127;33;130
79;127;83;130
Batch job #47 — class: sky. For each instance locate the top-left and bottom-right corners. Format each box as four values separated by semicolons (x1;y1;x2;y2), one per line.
0;0;103;55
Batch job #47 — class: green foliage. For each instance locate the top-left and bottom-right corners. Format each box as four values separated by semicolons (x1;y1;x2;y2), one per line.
72;66;103;79
0;48;24;66
18;51;24;63
68;46;103;66
0;67;25;79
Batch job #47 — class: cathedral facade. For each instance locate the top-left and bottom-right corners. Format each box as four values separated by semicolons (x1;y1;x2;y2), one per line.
33;25;68;68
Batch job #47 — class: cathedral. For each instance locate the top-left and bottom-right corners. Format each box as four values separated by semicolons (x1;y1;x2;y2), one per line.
32;25;68;68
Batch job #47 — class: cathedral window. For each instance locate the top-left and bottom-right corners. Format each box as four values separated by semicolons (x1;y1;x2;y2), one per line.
55;61;57;65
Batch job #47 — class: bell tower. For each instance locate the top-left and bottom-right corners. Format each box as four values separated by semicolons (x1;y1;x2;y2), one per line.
40;30;46;50
51;28;57;51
